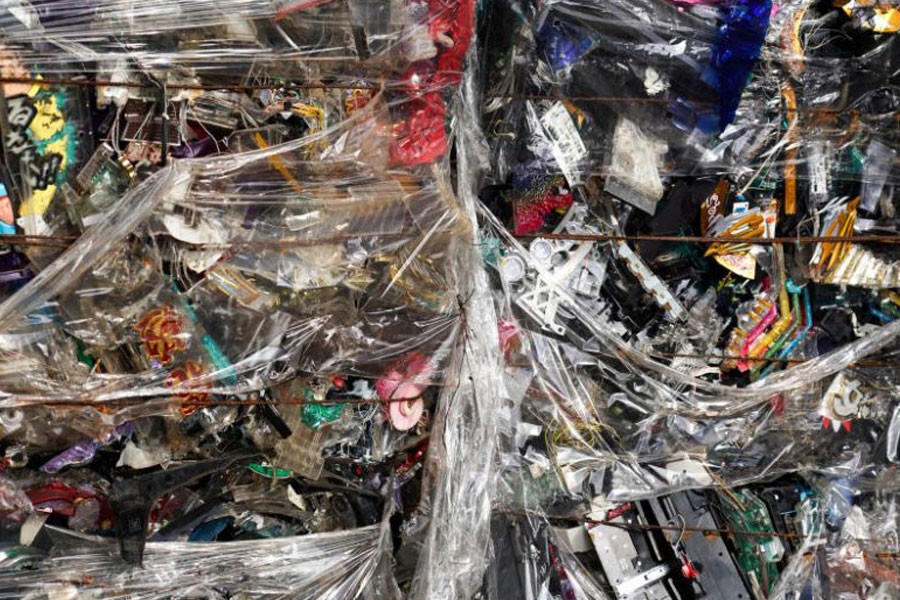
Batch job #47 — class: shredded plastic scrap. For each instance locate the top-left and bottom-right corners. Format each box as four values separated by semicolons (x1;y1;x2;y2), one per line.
0;0;486;598
2;0;900;598
475;0;900;598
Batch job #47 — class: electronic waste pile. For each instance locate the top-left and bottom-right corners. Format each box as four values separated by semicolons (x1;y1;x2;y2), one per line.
0;0;900;599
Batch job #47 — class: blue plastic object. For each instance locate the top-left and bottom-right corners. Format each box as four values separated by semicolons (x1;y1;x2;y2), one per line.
536;16;594;72
702;0;772;133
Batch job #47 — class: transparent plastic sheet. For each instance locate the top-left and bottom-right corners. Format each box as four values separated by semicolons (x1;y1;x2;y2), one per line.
0;521;399;599
480;513;612;600
481;204;900;500
0;108;461;593
477;0;900;481
480;0;900;188
483;481;900;600
475;0;900;598
0;0;473;77
409;41;507;600
0;0;477;596
0;101;464;409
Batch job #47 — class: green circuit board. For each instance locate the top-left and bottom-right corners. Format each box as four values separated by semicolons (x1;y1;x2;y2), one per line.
715;489;784;595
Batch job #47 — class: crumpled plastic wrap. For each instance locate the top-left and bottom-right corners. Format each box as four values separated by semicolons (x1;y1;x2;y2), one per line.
0;0;483;597
409;43;508;600
0;522;399;599
474;0;900;598
4;0;900;597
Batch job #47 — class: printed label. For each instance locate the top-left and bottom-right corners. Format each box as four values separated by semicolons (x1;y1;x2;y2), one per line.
808;142;829;204
700;180;730;234
714;253;756;279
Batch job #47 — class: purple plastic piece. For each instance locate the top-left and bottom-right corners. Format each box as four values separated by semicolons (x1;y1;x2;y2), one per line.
172;137;220;159
40;422;135;474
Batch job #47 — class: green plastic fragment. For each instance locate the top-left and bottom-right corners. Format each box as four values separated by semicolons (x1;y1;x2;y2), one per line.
248;463;293;479
301;402;345;430
481;236;502;266
849;146;866;172
71;337;95;369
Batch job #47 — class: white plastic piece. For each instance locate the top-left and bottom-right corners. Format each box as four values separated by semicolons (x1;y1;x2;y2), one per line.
614;242;686;321
588;522;670;600
7;0;39;29
540;102;588;186
499;254;527;283
605;117;667;215
887;405;900;463
402;23;438;61
16;213;49;237
552;525;593;554
20;512;47;546
116;441;166;469
516;277;566;335
162;214;226;246
529;238;554;263
650;458;714;487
